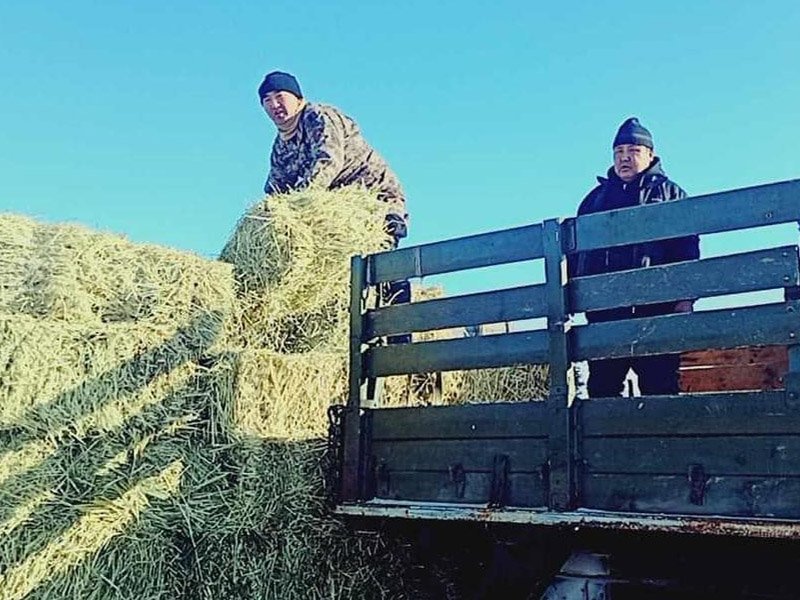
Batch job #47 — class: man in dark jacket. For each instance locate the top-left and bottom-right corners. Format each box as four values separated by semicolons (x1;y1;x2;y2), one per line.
570;117;699;397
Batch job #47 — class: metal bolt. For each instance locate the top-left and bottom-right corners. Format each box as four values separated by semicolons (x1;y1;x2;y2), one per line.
765;211;774;220
790;332;796;339
785;276;792;282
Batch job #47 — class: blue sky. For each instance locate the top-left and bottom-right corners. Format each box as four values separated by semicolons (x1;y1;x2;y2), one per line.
2;0;798;295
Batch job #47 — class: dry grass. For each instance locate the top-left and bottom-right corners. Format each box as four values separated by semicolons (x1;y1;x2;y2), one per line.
0;188;548;599
0;214;233;326
220;188;393;352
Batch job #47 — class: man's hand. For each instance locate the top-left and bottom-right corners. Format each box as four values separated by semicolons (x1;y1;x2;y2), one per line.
385;214;407;239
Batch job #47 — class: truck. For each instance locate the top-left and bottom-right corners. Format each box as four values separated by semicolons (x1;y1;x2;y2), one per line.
327;178;800;599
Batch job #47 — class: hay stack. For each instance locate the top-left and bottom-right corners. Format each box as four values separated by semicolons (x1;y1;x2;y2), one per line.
220;188;394;352
0;187;548;599
0;214;234;327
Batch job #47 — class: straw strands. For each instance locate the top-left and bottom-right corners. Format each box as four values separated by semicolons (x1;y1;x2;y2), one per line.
0;214;234;327
0;187;548;598
220;188;393;352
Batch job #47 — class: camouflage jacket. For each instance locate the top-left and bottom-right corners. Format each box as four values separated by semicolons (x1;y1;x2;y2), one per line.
264;103;408;225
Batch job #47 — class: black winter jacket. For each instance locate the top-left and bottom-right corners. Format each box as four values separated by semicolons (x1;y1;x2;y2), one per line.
568;159;700;322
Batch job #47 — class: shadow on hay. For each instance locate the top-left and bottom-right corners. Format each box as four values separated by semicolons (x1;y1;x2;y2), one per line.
0;313;375;598
0;312;224;449
0;382;205;559
0;314;223;545
0;312;445;599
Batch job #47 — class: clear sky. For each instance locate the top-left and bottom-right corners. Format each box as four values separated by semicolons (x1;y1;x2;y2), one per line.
2;0;798;296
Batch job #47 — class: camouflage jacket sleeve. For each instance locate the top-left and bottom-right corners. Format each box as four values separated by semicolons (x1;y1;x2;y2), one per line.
304;108;347;189
264;147;289;195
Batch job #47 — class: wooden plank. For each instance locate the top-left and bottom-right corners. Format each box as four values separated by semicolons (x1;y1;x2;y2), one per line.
347;255;366;408
341;256;367;502
578;393;800;437
370;403;549;441
681;346;788;368
369;223;545;283
366;330;549;377
376;470;546;507
571;302;800;362
571;179;800;252
542;218;574;510
582;473;800;518
679;364;785;392
582;435;800;476
372;438;547;473
365;284;547;337
571;247;800;313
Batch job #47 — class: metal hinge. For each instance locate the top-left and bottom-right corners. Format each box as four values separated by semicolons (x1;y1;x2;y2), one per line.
449;463;466;499
374;460;390;497
688;463;707;505
489;454;510;508
562;218;577;254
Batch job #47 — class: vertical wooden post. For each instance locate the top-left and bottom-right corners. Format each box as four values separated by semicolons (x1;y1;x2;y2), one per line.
542;218;575;510
785;242;800;407
341;255;367;502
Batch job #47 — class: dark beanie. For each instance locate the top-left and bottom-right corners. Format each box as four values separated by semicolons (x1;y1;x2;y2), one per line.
612;117;653;149
258;71;303;101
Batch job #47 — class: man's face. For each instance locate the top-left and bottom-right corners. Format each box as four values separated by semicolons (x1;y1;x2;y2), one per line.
262;90;303;125
613;144;654;182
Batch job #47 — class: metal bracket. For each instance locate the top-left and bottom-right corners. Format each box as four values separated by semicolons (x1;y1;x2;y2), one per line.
375;460;390;497
688;464;707;506
449;463;466;499
562;218;577;254
489;454;510;508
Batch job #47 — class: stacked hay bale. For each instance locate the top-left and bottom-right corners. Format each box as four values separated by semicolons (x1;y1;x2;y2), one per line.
0;215;234;600
0;187;547;600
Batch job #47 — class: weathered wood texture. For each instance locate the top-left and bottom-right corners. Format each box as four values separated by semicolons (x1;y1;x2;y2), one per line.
369;223;544;283
582;473;800;518
376;471;546;506
572;302;800;361
571;246;800;312
571;178;800;252
365;330;549;377
370;403;549;441
578;393;798;437
368;404;549;506
365;284;547;337
578;393;800;518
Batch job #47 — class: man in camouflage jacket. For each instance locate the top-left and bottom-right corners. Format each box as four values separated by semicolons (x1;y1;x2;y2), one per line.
258;71;411;341
569;117;700;398
259;71;408;241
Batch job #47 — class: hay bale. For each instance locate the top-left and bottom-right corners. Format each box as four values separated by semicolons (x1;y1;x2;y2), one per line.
0;214;234;327
0;313;221;435
0;197;549;599
220;188;393;352
231;350;347;441
0;459;186;600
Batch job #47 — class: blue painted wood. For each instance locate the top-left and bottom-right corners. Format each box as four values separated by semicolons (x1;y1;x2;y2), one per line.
572;179;800;251
571;246;800;312
572;301;800;361
365;284;547;337
365;330;549;377
368;223;544;283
